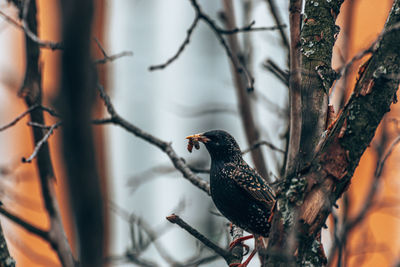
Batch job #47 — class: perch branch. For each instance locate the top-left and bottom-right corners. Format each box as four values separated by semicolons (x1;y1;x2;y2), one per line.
166;214;234;264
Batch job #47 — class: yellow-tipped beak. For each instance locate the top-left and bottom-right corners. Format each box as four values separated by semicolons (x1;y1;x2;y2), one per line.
185;133;210;143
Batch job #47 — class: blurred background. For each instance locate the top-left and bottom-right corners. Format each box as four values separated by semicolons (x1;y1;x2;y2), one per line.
0;0;399;266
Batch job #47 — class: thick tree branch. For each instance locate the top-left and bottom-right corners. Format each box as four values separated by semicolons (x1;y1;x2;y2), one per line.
266;1;400;266
58;0;105;266
297;0;344;170
297;0;400;262
284;0;303;177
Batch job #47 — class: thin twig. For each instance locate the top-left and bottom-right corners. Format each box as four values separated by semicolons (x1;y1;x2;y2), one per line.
95;83;211;194
27;121;52;129
149;16;200;70
264;0;290;53
0;104;39;132
333;21;400;94
94;51;133;64
263;58;289;86
109;202;177;265
166;214;232;263
242;140;285;154
0;9;62;50
22;122;61;163
93;37;133;64
148;7;284;72
150;0;284;91
216;20;286;34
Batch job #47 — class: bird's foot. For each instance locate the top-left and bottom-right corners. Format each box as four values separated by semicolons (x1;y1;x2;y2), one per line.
228;249;257;267
229;235;254;251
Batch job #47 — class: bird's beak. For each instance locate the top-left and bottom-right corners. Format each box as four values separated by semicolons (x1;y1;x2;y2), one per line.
185;133;210;143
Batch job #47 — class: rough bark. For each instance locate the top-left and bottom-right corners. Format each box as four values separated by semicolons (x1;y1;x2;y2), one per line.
298;0;344;170
264;0;400;266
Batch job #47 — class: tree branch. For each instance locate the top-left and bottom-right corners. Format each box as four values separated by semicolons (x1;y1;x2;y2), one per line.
22;122;61;163
264;0;290;53
0;206;48;241
297;0;344;171
0;9;61;50
284;0;303;177
222;0;270;181
93;37;133;64
17;0;75;265
297;0;400;261
95;84;211;194
58;0;105;265
166;214;239;265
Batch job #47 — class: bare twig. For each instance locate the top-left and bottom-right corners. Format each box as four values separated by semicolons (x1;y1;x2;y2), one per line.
95;83;211;194
166;214;233;263
22;122;61;163
242;140;285;155
149;16;200;70
263;58;289;86
148;6;284;72
216;20;286;34
93;37;133;64
109;202;177;264
264;0;289;52
0;104;39;132
149;0;283;91
27;121;52;129
0;9;62;50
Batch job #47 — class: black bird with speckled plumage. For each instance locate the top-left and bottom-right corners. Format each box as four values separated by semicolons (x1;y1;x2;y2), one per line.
186;130;276;237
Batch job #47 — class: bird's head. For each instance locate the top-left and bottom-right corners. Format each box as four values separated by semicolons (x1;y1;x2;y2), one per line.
186;130;242;162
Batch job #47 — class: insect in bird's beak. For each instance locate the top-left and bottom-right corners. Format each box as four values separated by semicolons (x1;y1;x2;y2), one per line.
185;133;210;152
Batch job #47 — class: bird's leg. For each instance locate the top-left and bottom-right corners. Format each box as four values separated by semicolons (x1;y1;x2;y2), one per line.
267;200;276;223
229;248;258;267
229;235;254;250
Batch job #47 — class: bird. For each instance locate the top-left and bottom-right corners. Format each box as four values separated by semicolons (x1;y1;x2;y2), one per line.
186;130;276;266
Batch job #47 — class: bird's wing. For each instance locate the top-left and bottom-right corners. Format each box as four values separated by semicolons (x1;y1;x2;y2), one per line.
225;163;275;206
